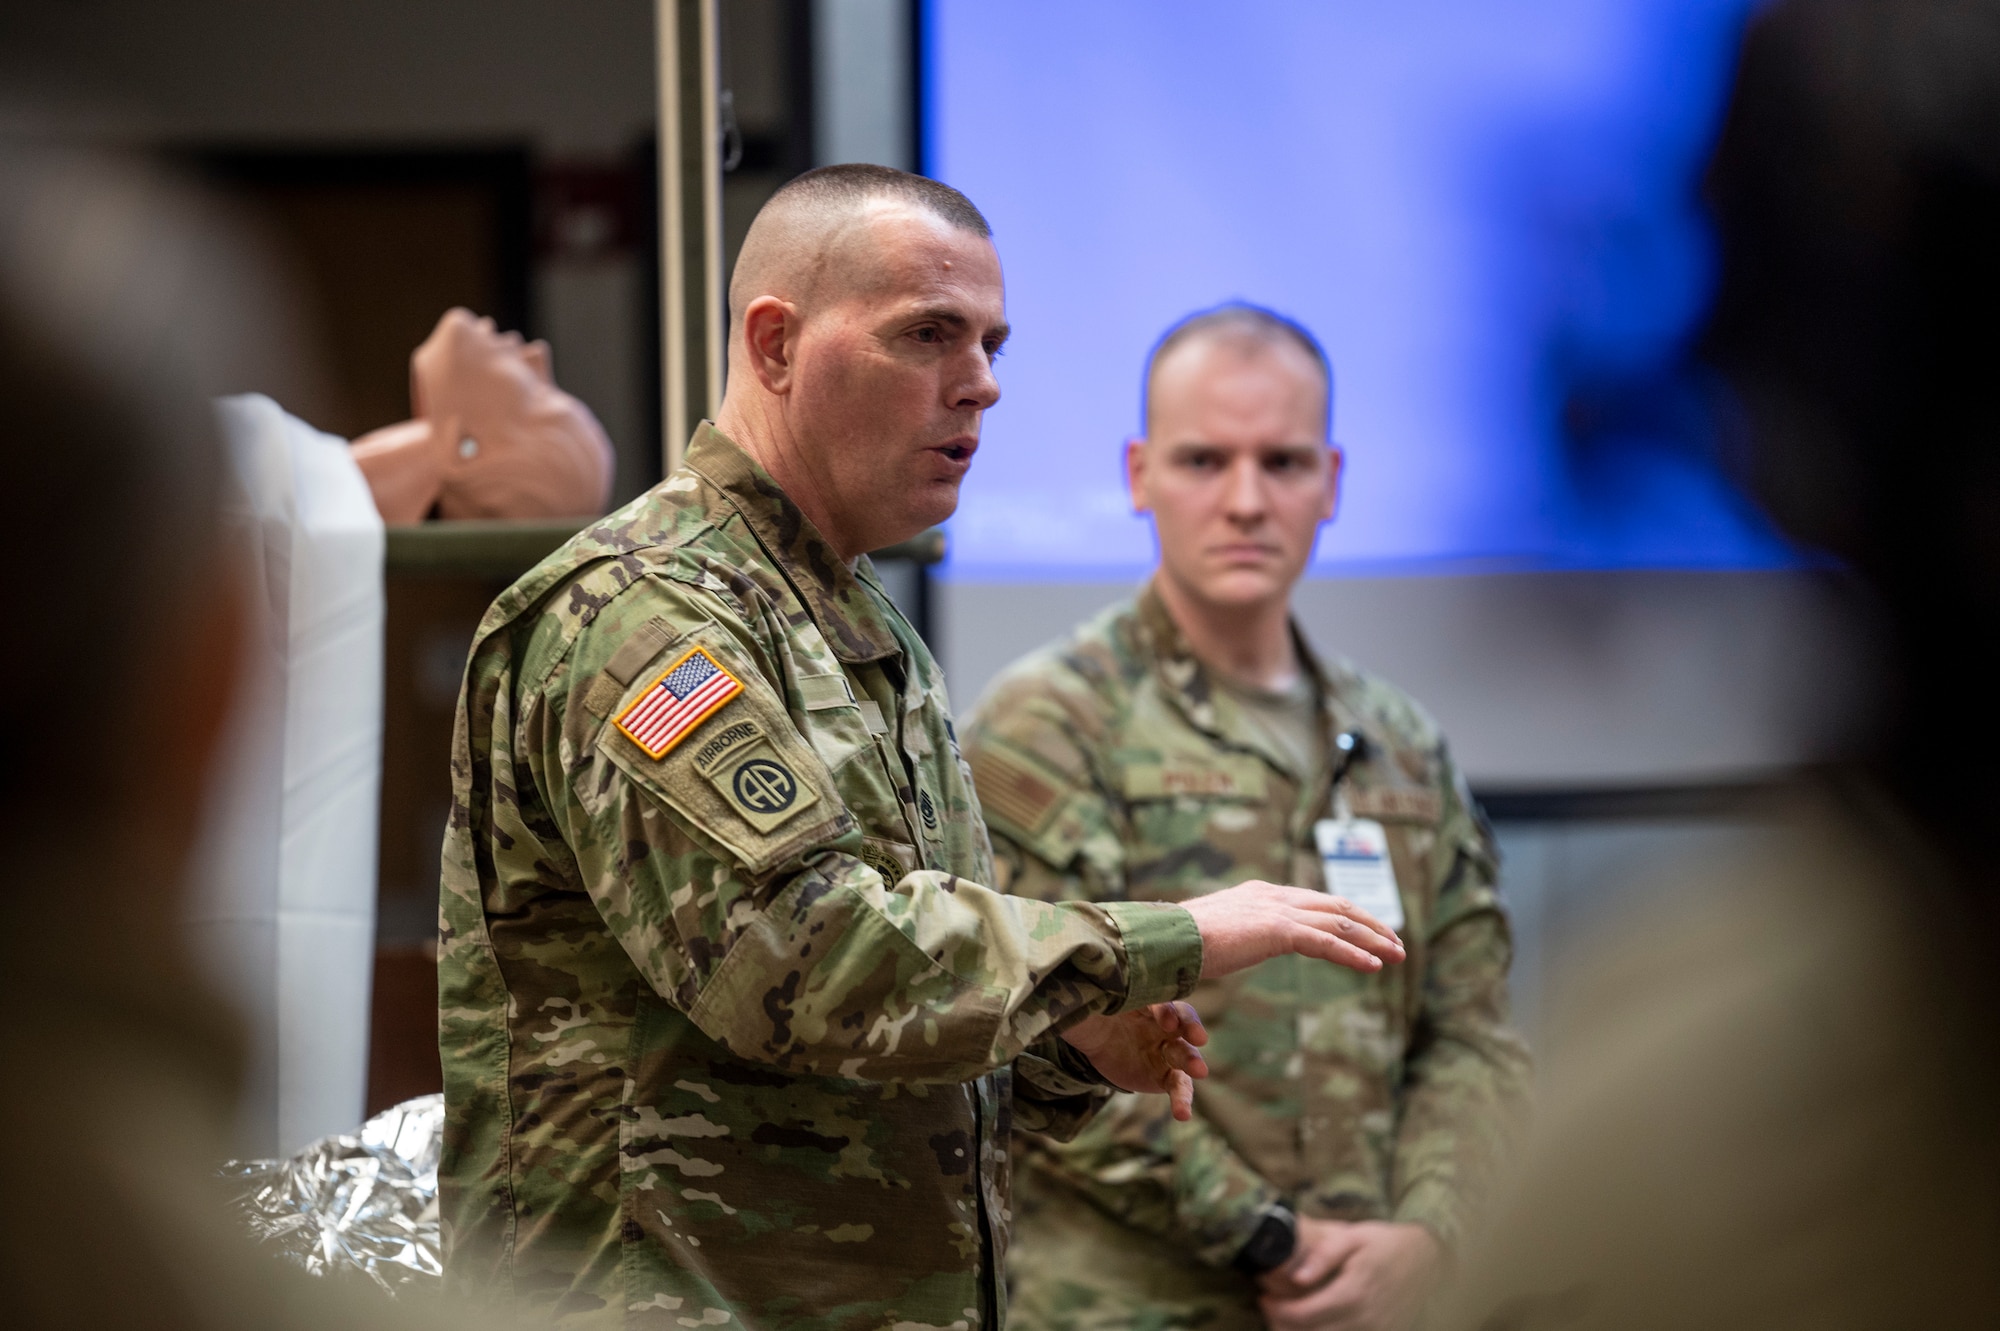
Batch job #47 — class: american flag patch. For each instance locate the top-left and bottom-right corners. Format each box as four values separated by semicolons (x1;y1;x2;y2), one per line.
613;646;744;759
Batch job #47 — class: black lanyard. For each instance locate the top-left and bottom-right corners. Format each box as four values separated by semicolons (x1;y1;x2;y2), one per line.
1329;729;1371;793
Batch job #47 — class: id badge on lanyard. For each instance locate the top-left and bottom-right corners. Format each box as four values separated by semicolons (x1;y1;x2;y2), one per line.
1314;801;1404;932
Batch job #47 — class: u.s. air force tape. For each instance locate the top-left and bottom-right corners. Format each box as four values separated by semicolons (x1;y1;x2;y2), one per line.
691;716;820;833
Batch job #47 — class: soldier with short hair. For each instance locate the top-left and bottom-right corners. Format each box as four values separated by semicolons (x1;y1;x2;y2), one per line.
438;168;1406;1330
966;304;1531;1331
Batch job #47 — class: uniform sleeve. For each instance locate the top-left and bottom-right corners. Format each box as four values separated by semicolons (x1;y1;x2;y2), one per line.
966;667;1284;1268
532;575;1202;1084
1008;1035;1115;1141
1389;750;1534;1253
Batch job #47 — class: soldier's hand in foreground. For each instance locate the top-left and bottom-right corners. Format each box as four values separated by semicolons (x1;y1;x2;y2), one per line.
1181;882;1404;978
1258;1219;1440;1331
1061;1000;1210;1120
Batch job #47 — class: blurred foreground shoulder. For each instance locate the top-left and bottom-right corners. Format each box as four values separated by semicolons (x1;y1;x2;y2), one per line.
1436;785;2000;1331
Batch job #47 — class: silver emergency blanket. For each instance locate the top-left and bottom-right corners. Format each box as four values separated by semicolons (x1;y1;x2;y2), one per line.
220;1093;444;1297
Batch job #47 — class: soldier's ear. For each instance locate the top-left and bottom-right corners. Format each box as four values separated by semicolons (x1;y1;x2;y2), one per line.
739;296;799;395
1319;444;1344;523
1126;438;1153;515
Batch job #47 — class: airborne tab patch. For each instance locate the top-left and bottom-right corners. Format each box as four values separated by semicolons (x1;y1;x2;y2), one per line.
688;716;821;832
614;645;744;759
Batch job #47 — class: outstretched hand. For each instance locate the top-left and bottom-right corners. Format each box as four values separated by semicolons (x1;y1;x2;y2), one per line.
1180;881;1404;978
1059;1000;1209;1120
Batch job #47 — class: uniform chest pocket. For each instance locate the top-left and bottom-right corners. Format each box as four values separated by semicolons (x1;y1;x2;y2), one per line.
1118;755;1278;900
795;674;915;847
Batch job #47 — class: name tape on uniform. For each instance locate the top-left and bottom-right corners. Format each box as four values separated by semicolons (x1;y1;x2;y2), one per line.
614;646;744;759
1314;817;1405;933
1345;786;1441;824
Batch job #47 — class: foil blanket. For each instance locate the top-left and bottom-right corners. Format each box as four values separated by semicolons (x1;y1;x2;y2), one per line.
220;1094;444;1297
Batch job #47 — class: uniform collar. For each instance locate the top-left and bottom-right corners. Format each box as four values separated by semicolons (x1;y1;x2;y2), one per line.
1135;578;1336;781
683;423;903;664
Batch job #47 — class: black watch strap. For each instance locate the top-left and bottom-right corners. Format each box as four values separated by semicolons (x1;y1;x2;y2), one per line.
1231;1204;1298;1277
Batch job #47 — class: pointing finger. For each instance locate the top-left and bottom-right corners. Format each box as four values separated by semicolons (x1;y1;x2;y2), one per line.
1291;903;1404;961
1287;886;1403;940
1293;924;1386;973
1308;893;1404;951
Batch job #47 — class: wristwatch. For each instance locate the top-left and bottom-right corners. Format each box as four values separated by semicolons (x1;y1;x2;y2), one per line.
1231;1203;1299;1276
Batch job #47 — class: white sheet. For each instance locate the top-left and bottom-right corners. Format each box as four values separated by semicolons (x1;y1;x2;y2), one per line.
191;394;384;1157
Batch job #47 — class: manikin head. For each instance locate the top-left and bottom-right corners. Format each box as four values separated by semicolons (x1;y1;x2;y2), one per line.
717;165;1008;560
1127;304;1341;617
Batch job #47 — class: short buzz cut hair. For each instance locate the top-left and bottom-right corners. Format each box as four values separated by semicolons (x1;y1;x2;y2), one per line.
1141;301;1333;434
768;163;991;238
726;164;992;327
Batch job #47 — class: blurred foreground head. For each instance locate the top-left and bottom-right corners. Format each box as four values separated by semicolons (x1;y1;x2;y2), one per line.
0;142;423;1329
1433;13;2000;1327
1705;0;2000;871
0;140;296;868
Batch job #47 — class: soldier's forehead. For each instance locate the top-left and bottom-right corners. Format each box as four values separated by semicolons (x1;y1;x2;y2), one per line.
828;209;1002;309
1155;334;1322;394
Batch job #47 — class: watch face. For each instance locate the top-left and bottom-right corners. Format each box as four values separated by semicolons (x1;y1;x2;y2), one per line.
1235;1207;1299;1276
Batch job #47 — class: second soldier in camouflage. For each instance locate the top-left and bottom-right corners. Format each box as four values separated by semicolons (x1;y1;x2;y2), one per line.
966;305;1531;1331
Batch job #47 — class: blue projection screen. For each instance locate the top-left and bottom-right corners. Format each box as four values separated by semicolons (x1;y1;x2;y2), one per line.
924;0;1791;581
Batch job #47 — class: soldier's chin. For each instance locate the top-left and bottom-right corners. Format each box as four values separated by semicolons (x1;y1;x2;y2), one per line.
870;478;961;548
910;475;965;527
1196;566;1289;607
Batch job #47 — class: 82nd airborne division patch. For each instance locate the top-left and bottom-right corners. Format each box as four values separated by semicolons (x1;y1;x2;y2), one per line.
689;716;821;833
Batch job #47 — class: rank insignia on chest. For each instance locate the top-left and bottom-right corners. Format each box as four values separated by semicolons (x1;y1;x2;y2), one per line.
614;645;744;759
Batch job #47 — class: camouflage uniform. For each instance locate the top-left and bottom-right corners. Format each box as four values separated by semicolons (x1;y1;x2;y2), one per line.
963;589;1530;1331
437;426;1204;1330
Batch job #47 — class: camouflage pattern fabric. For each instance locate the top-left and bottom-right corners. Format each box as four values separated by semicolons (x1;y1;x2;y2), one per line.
437;426;1204;1330
963;589;1531;1331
